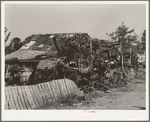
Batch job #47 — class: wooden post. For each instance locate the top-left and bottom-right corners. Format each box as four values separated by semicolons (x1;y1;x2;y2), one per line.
120;42;124;69
130;45;132;64
90;37;93;66
144;50;146;62
109;48;111;58
122;55;124;69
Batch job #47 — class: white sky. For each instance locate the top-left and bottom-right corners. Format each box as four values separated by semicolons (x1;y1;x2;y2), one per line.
5;3;146;45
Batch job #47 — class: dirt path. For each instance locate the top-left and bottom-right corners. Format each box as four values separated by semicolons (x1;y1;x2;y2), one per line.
38;78;146;110
75;79;146;110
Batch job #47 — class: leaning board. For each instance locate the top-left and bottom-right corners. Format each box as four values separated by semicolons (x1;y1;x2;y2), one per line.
5;79;83;110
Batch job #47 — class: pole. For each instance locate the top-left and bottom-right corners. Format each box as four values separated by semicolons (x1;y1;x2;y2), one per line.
130;44;132;64
144;50;146;62
90;37;93;66
120;41;124;69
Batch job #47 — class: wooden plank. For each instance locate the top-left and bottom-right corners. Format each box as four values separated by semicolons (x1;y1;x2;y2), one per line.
6;87;17;110
36;84;45;103
24;86;36;109
5;90;9;110
20;86;31;109
5;97;8;110
63;79;69;97
69;80;77;95
30;85;43;107
40;83;49;102
12;86;23;110
45;83;54;103
65;79;71;95
17;86;27;109
28;85;40;108
41;83;53;103
40;83;49;103
13;86;23;109
51;80;59;100
73;81;82;95
56;80;63;99
63;78;69;96
27;86;37;109
37;83;47;104
5;87;12;110
60;79;68;97
58;79;66;98
66;79;74;95
10;86;20;110
47;82;56;101
32;85;44;106
69;79;75;95
71;81;81;96
46;82;55;102
57;79;64;98
50;81;58;101
55;80;61;98
70;79;75;94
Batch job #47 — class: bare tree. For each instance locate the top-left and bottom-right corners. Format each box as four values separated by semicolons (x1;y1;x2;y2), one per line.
5;37;23;55
5;27;11;47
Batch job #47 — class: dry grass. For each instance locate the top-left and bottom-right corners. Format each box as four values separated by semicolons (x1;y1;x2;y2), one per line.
134;69;146;80
35;91;105;110
35;94;86;109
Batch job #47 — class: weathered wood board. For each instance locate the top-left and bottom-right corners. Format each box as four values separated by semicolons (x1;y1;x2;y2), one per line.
5;79;82;110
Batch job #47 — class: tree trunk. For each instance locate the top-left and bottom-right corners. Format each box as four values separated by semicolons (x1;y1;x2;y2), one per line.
90;38;93;66
130;46;132;63
120;42;124;69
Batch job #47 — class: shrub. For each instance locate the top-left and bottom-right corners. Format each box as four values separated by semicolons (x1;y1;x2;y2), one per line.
58;94;85;106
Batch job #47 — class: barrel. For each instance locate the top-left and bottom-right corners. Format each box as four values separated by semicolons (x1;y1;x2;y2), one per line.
67;67;77;83
20;71;32;85
129;68;135;79
5;72;10;79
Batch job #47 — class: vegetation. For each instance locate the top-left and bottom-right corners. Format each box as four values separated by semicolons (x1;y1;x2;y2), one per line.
106;22;138;53
5;27;11;47
137;30;146;54
141;30;146;50
5;23;146;90
5;37;23;55
57;94;85;106
59;33;91;63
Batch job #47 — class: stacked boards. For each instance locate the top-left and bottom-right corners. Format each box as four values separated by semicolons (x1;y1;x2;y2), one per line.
5;79;82;110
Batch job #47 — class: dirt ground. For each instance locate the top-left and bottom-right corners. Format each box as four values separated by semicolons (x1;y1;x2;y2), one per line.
76;79;146;110
38;78;146;110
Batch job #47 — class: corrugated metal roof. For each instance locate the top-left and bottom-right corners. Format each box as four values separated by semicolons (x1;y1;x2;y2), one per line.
6;33;91;61
31;35;40;41
5;49;46;60
20;34;57;52
35;35;49;44
38;44;45;48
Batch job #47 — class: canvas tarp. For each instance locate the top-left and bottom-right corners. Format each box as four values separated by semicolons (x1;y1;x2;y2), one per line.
37;58;57;69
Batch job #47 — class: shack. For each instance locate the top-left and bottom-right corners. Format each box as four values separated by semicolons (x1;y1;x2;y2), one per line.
5;34;58;86
5;33;90;85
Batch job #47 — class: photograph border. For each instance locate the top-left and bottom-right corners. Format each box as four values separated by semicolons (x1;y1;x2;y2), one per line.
1;1;149;121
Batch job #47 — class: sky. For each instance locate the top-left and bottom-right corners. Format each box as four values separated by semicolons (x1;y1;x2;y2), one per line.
5;3;146;45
